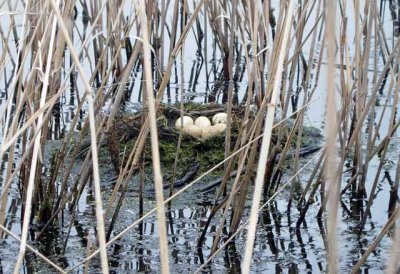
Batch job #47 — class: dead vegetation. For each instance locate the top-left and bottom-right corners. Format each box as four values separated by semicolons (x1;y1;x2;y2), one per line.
0;0;399;273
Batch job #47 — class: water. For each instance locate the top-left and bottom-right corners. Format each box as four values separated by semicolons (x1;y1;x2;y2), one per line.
1;1;400;273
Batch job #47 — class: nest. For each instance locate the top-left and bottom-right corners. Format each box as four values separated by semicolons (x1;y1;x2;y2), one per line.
112;103;244;143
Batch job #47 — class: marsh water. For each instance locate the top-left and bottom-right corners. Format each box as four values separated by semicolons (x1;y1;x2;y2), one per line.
1;1;400;273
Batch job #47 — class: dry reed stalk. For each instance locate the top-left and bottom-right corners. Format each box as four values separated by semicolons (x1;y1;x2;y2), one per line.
77;6;195;238
288;0;316;188
297;150;326;227
347;25;400;150
198;115;251;247
194;150;323;274
48;1;109;272
0;224;66;273
68;96;317;272
44;0;137;243
201;96;316;250
1;1;399;272
105;150;131;241
169;35;185;197
352;1;361;179
224;0;237;172
35;103;92;238
324;1;339;273
359;65;400;231
228;0;267;236
137;1;170;273
13;3;59;271
7;0;123;241
385;216;400;273
271;2;322;200
368;76;396;156
0;2;40;238
159;0;166;70
124;0;205;174
356;2;375;194
221;117;260;235
242;1;293;271
209;136;250;254
203;0;209;86
337;3;352;185
83;229;95;274
0;88;64;238
0;4;29;144
352;206;400;273
271;116;303;200
386;155;400;273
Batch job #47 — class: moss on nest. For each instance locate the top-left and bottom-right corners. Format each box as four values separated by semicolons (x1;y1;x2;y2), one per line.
141;127;229;177
115;103;321;180
118;103;240;178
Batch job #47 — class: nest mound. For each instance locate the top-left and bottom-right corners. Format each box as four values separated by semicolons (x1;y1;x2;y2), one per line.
113;102;244;143
90;102;321;182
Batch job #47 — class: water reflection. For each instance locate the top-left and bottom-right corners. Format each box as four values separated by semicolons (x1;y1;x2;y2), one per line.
0;1;399;273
